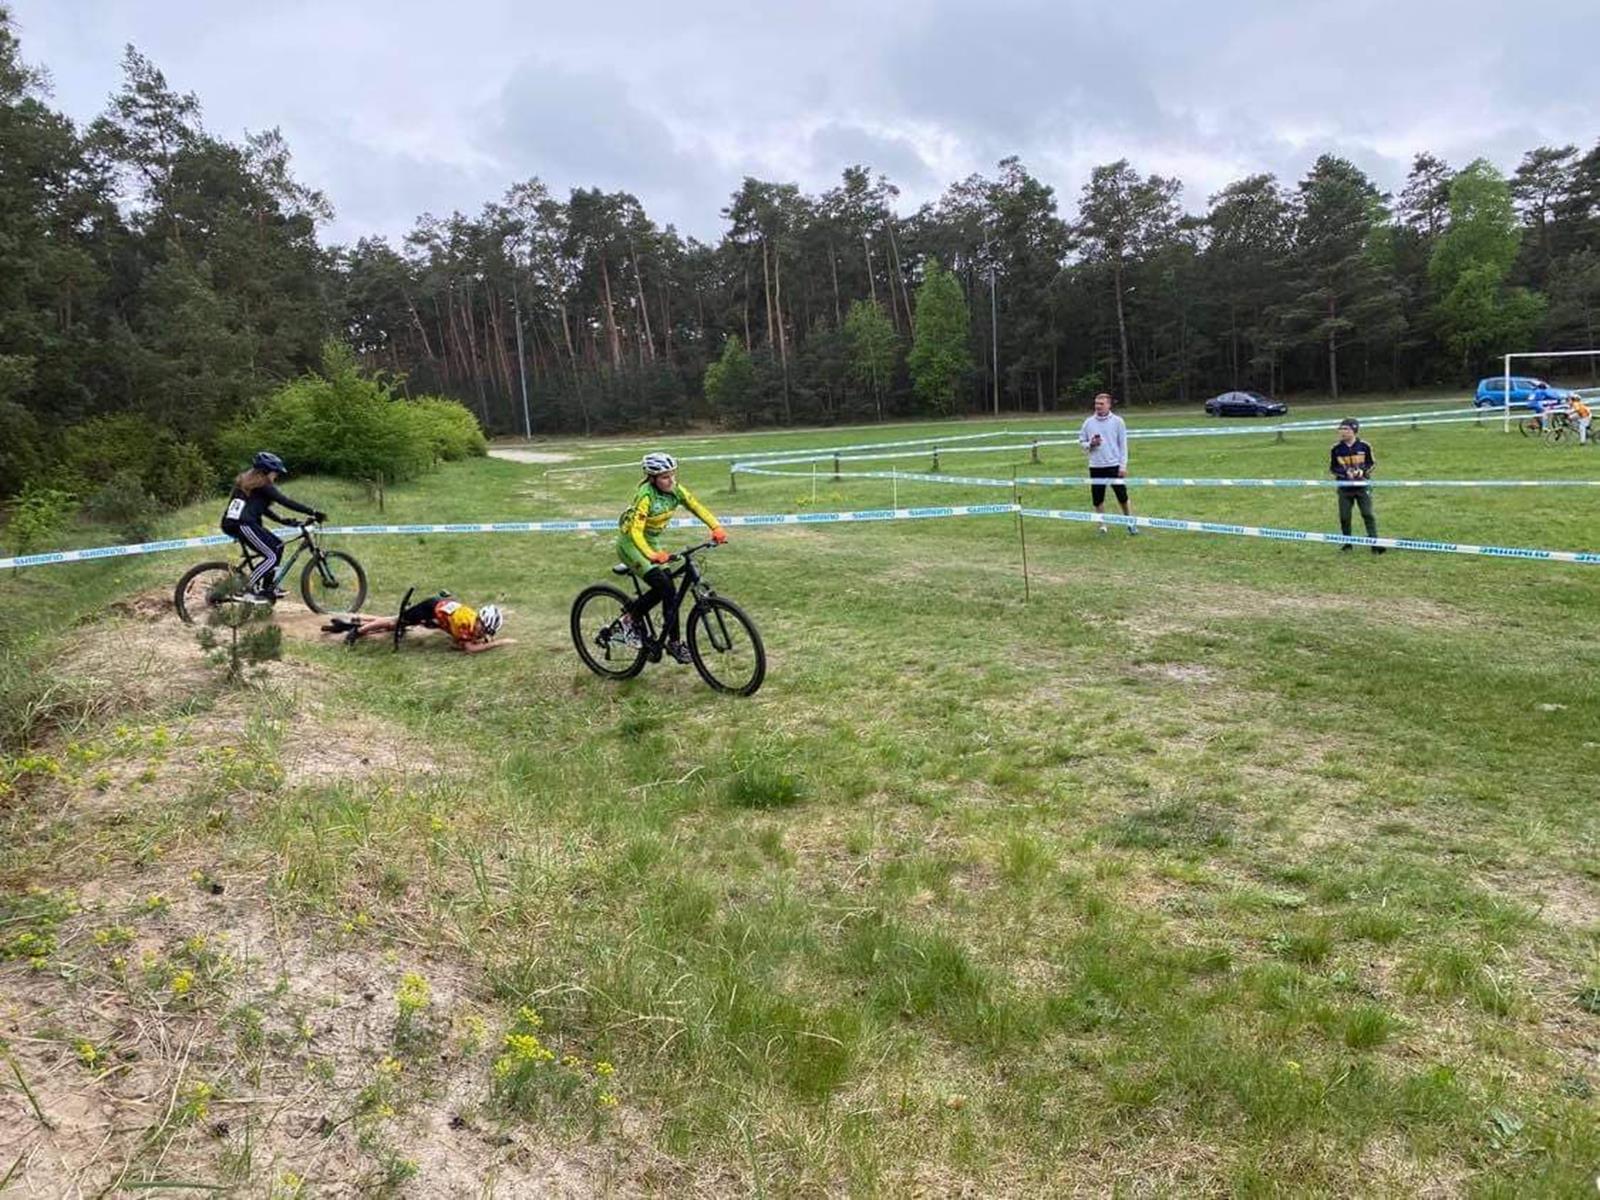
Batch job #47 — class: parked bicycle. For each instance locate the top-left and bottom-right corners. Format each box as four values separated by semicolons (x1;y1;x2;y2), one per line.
570;541;766;696
174;520;368;624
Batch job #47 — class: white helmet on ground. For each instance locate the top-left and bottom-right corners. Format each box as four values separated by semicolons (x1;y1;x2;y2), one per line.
641;451;677;476
477;604;503;638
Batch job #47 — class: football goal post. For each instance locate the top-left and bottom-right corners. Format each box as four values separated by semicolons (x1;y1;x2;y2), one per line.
1500;350;1600;431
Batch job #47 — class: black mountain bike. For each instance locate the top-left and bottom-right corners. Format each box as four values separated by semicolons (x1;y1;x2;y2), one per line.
174;520;368;624
570;542;766;696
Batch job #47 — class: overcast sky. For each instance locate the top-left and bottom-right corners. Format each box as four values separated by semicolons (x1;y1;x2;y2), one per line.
11;0;1598;246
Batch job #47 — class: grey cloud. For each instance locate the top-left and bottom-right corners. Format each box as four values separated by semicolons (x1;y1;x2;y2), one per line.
481;58;720;233
806;123;936;191
11;0;1598;245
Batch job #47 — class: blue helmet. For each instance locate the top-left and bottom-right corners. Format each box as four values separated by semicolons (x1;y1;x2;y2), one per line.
253;451;287;475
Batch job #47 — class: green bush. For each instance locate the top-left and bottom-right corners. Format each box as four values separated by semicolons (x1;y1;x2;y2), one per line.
145;439;215;507
4;484;77;558
58;415;214;508
410;396;488;462
86;471;161;543
219;343;486;484
0;400;47;499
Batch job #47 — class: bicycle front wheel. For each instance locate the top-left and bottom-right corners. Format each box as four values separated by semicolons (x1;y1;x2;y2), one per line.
301;551;368;614
686;597;766;696
174;561;239;625
571;585;647;680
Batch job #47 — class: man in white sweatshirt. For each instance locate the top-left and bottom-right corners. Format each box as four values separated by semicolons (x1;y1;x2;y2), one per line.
1078;392;1136;535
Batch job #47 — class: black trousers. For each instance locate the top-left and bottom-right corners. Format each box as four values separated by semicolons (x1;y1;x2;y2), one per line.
1338;488;1377;537
626;567;680;641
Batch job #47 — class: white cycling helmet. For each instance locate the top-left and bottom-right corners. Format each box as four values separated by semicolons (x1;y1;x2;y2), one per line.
477;604;504;638
641;451;677;476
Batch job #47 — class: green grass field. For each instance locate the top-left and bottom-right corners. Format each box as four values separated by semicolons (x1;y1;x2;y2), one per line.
2;396;1598;1195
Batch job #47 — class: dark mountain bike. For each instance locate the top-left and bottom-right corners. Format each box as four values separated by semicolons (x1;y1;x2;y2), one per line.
570;542;766;696
1542;411;1579;444
174;520;368;624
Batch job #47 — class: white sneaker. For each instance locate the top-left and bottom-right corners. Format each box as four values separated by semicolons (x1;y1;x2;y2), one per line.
616;615;643;648
1127;526;1140;536
1097;524;1108;535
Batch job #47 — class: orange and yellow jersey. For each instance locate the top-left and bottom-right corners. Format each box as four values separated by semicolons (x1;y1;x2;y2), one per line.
1571;398;1591;419
433;598;480;644
617;480;720;556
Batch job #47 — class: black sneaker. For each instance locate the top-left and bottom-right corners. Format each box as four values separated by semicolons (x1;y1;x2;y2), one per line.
664;639;694;664
1371;546;1387;555
1339;544;1353;553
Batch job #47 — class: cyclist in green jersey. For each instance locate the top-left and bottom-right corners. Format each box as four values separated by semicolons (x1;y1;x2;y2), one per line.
617;452;727;662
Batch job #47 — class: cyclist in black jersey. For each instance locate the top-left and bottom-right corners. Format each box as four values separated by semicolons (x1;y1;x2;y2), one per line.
219;452;325;601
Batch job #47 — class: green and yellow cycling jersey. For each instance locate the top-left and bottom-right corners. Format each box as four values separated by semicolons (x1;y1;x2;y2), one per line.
616;479;721;573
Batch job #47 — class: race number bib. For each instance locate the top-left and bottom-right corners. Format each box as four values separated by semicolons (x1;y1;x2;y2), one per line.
225;498;245;520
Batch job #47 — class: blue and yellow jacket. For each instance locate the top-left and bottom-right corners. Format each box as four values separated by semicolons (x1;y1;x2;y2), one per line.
1330;439;1375;483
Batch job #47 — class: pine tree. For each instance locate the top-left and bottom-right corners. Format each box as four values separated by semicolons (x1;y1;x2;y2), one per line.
907;258;972;415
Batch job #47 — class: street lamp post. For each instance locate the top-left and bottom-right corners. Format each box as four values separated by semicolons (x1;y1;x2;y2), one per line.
984;227;1000;415
511;278;532;441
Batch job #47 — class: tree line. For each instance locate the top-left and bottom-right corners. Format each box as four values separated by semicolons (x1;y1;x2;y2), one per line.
4;5;1599;502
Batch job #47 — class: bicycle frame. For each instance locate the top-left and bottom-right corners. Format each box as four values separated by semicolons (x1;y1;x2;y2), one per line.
622;541;719;640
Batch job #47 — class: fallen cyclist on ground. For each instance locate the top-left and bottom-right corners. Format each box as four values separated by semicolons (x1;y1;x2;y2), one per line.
322;592;510;653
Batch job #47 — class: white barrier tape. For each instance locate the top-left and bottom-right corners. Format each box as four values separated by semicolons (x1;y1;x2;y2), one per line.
730;464;1600;490
0;506;1015;571
10;500;1593;573
546;428;1018;475
556;406;1500;476
0;532;238;570
1020;508;1600;565
731;412;1503;471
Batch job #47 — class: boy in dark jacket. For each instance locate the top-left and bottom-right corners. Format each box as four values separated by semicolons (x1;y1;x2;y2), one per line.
1330;419;1385;555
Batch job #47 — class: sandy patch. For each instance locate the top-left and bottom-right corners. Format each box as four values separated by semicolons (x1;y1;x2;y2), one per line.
489;448;576;464
0;855;654;1196
0;601;638;1195
36;596;447;817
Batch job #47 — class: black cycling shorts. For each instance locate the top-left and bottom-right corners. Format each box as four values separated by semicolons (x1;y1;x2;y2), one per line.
1089;464;1129;505
401;596;444;627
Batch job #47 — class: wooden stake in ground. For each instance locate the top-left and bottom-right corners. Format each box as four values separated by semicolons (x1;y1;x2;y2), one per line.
1013;473;1030;604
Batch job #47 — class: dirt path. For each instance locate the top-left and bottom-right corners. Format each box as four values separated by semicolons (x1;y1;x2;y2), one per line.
487;448;574;464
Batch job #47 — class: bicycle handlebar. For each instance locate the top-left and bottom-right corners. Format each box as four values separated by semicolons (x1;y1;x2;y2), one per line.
667;540;719;562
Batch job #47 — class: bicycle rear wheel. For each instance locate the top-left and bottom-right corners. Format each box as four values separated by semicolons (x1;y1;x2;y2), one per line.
174;561;239;625
571;585;648;680
686;597;766;696
301;551;368;614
